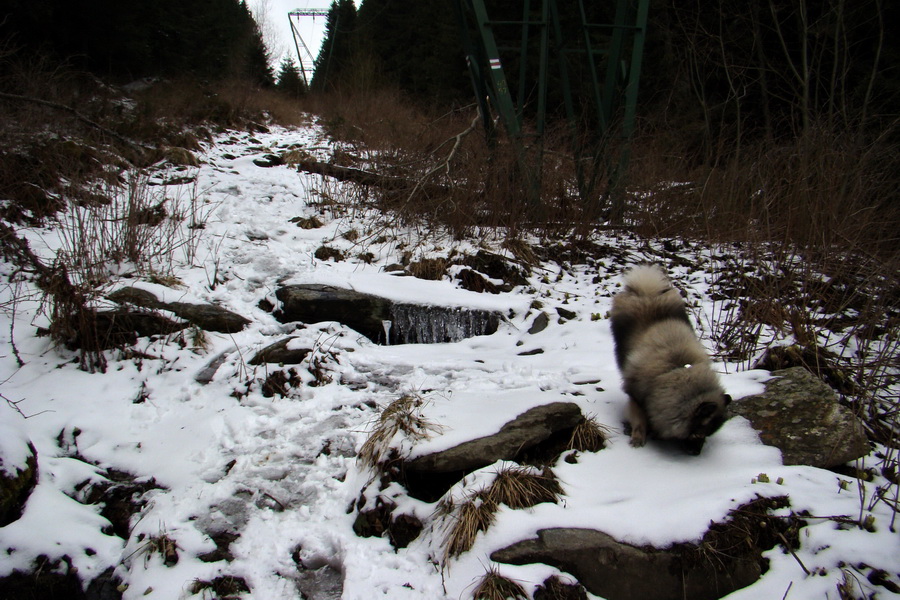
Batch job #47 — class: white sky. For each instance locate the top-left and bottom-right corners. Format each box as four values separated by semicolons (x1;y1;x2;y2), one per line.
249;0;358;79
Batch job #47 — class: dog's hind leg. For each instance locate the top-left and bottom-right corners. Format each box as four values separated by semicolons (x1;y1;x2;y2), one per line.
628;399;649;447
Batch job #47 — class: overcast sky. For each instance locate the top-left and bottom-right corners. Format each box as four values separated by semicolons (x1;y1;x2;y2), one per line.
249;0;359;78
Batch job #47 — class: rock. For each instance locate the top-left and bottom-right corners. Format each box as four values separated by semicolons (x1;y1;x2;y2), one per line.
492;527;760;600
534;576;588;600
165;302;250;334
456;268;500;294
253;154;284;167
85;567;124;600
274;284;392;342
108;287;250;334
555;306;577;321
195;351;232;384
528;311;551;335
728;367;869;467
0;559;85;600
462;250;530;290
273;284;501;345
405;402;583;474
352;498;423;549
249;337;312;365
93;309;186;347
0;421;38;526
82;469;161;539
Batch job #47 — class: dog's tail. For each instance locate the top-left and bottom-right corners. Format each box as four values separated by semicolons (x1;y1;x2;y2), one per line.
622;264;672;297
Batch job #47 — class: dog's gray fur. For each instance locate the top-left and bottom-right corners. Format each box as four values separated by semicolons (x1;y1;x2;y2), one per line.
610;265;730;454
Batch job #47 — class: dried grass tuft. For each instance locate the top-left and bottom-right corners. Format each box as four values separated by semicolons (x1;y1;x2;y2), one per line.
567;416;609;453
440;465;562;561
443;496;499;560
471;566;528;600
358;393;441;469
487;466;563;509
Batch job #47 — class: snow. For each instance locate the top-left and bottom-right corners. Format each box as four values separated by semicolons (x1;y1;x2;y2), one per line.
1;121;898;600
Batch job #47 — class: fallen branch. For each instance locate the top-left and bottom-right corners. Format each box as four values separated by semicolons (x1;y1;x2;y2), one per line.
294;159;450;197
404;110;480;205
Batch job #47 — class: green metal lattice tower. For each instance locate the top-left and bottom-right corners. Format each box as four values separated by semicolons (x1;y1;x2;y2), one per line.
456;0;649;222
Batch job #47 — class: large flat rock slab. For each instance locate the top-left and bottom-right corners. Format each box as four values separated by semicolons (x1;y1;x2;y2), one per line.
272;284;501;344
404;402;583;473
108;286;250;333
492;527;760;600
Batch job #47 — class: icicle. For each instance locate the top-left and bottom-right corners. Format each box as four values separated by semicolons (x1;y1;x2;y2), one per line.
382;320;392;345
387;304;499;344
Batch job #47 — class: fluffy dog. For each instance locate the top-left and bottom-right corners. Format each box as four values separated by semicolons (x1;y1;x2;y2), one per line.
610;264;730;454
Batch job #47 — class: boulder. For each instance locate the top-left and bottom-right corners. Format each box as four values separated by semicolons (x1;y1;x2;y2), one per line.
405;402;583;474
274;284;392;342
528;311;551;335
165;302;250;334
93;309;186;348
272;284;501;345
0;419;38;526
492;527;761;600
728;367;870;467
249;337;312;365
108;287;250;334
462;250;530;290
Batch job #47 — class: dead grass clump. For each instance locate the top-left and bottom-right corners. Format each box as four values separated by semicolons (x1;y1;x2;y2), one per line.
125;78;309;136
408;257;449;281
626;122;900;257
314;245;344;262
439;465;562;560
189;575;250;598
472;566;528;600
443;496;499;560
488;466;563;509
358;393;442;469
290;215;323;229
567;416;609;453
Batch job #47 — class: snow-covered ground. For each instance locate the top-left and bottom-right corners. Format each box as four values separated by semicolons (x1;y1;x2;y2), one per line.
1;122;897;599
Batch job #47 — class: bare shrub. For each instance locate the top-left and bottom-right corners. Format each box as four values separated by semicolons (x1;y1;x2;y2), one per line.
55;170;207;287
300;90;589;238
626;121;900;256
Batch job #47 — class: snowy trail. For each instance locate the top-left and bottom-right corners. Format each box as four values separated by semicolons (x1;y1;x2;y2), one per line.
1;122;898;600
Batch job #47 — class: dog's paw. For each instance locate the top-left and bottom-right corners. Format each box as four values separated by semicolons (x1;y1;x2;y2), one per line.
630;428;647;447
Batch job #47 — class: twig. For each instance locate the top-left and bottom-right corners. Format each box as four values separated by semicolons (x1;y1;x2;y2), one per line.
776;531;811;576
781;581;792;600
8;280;25;367
404;109;481;205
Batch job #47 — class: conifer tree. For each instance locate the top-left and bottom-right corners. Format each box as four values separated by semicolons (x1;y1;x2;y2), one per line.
311;0;357;92
276;56;307;98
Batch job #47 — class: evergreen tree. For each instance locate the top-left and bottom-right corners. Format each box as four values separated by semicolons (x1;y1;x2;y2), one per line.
310;0;357;92
276;56;307;98
0;0;275;84
354;0;468;101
